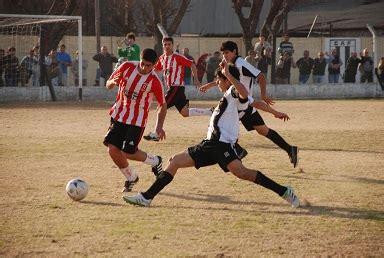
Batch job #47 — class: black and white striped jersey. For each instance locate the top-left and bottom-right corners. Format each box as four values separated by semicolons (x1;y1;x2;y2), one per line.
234;56;261;97
207;86;249;145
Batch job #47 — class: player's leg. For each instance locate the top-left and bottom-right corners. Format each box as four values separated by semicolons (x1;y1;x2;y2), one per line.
241;110;298;168
103;121;141;192
144;87;176;141
226;160;300;208
177;87;211;117
123;150;195;206
123;140;217;206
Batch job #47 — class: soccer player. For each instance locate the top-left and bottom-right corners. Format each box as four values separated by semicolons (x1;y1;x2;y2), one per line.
144;37;212;141
103;48;166;192
200;41;299;168
123;61;301;208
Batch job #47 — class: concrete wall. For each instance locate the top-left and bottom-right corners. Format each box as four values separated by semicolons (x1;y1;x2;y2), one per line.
1;83;382;103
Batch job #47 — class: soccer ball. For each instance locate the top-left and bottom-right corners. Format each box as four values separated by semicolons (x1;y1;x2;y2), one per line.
66;178;89;201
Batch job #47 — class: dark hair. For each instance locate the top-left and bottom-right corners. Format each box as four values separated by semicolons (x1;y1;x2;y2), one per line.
127;32;135;40
220;41;238;55
60;44;66;48
141;48;158;64
162;37;174;44
8;46;16;52
215;63;240;81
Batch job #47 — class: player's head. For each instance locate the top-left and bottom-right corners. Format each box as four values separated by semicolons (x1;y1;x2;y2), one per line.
215;63;240;92
59;44;66;52
220;41;238;63
139;48;158;74
126;32;136;45
162;37;174;54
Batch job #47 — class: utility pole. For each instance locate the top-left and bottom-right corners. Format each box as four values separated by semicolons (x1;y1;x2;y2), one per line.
95;0;100;52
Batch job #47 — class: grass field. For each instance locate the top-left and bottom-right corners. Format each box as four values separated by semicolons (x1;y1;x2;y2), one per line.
0;100;383;256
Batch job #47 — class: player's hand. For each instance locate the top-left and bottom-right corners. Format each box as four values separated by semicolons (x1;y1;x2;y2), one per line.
199;84;210;93
156;128;166;141
274;112;290;121
261;95;275;106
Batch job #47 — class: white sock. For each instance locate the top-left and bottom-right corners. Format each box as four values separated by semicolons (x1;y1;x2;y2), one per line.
188;108;212;116
143;153;159;166
119;166;138;181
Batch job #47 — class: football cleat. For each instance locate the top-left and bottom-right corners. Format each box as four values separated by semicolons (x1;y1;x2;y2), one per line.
123;193;152;207
143;132;160;141
282;186;300;208
152;156;163;177
122;176;139;192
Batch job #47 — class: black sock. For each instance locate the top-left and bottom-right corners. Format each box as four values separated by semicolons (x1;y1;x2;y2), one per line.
142;171;174;200
266;129;291;154
254;171;287;196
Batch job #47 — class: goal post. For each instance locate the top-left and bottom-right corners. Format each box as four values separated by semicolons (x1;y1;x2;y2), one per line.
0;14;83;100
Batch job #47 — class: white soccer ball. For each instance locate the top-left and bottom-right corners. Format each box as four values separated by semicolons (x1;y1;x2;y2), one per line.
66;178;89;201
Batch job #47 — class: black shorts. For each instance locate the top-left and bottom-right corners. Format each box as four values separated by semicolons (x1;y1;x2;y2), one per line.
165;86;189;112
103;119;145;154
188;139;239;172
240;106;265;131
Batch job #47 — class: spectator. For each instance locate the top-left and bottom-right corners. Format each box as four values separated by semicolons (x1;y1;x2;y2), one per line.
245;50;257;68
278;33;294;83
275;52;296;84
312;52;327;83
196;53;209;83
278;33;294;56
0;49;4;87
3;47;19;87
117;32;140;61
254;35;272;57
256;48;272;78
45;50;59;86
296;50;314;84
344;52;360;83
206;51;221;83
56;44;72;86
182;47;195;85
378;57;384;83
20;49;37;86
71;50;88;86
31;46;40;87
359;48;374;83
93;46;118;87
325;49;343;83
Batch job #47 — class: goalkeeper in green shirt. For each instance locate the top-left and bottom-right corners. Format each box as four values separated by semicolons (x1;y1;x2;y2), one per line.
117;32;140;61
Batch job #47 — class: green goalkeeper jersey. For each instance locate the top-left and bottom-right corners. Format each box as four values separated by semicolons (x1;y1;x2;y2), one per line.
118;44;140;61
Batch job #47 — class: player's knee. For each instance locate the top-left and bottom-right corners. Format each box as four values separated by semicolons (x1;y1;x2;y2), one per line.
255;126;269;136
230;166;248;180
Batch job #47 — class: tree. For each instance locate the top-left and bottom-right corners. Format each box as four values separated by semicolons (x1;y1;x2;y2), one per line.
139;0;191;54
231;0;264;53
261;0;299;41
232;0;301;53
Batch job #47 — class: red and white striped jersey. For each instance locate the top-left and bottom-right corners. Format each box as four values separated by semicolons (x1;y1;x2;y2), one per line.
154;52;193;87
108;61;165;127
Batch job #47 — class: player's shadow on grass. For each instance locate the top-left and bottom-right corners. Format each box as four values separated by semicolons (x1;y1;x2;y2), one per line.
283;174;384;185
158;192;384;221
80;200;125;207
253;144;384;154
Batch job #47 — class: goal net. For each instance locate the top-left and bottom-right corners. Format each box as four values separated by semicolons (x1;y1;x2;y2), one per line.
0;14;83;99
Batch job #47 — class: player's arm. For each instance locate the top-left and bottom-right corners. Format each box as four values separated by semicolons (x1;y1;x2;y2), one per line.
199;81;217;93
250;100;290;121
190;62;201;88
257;73;274;105
222;61;248;100
153;80;167;141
